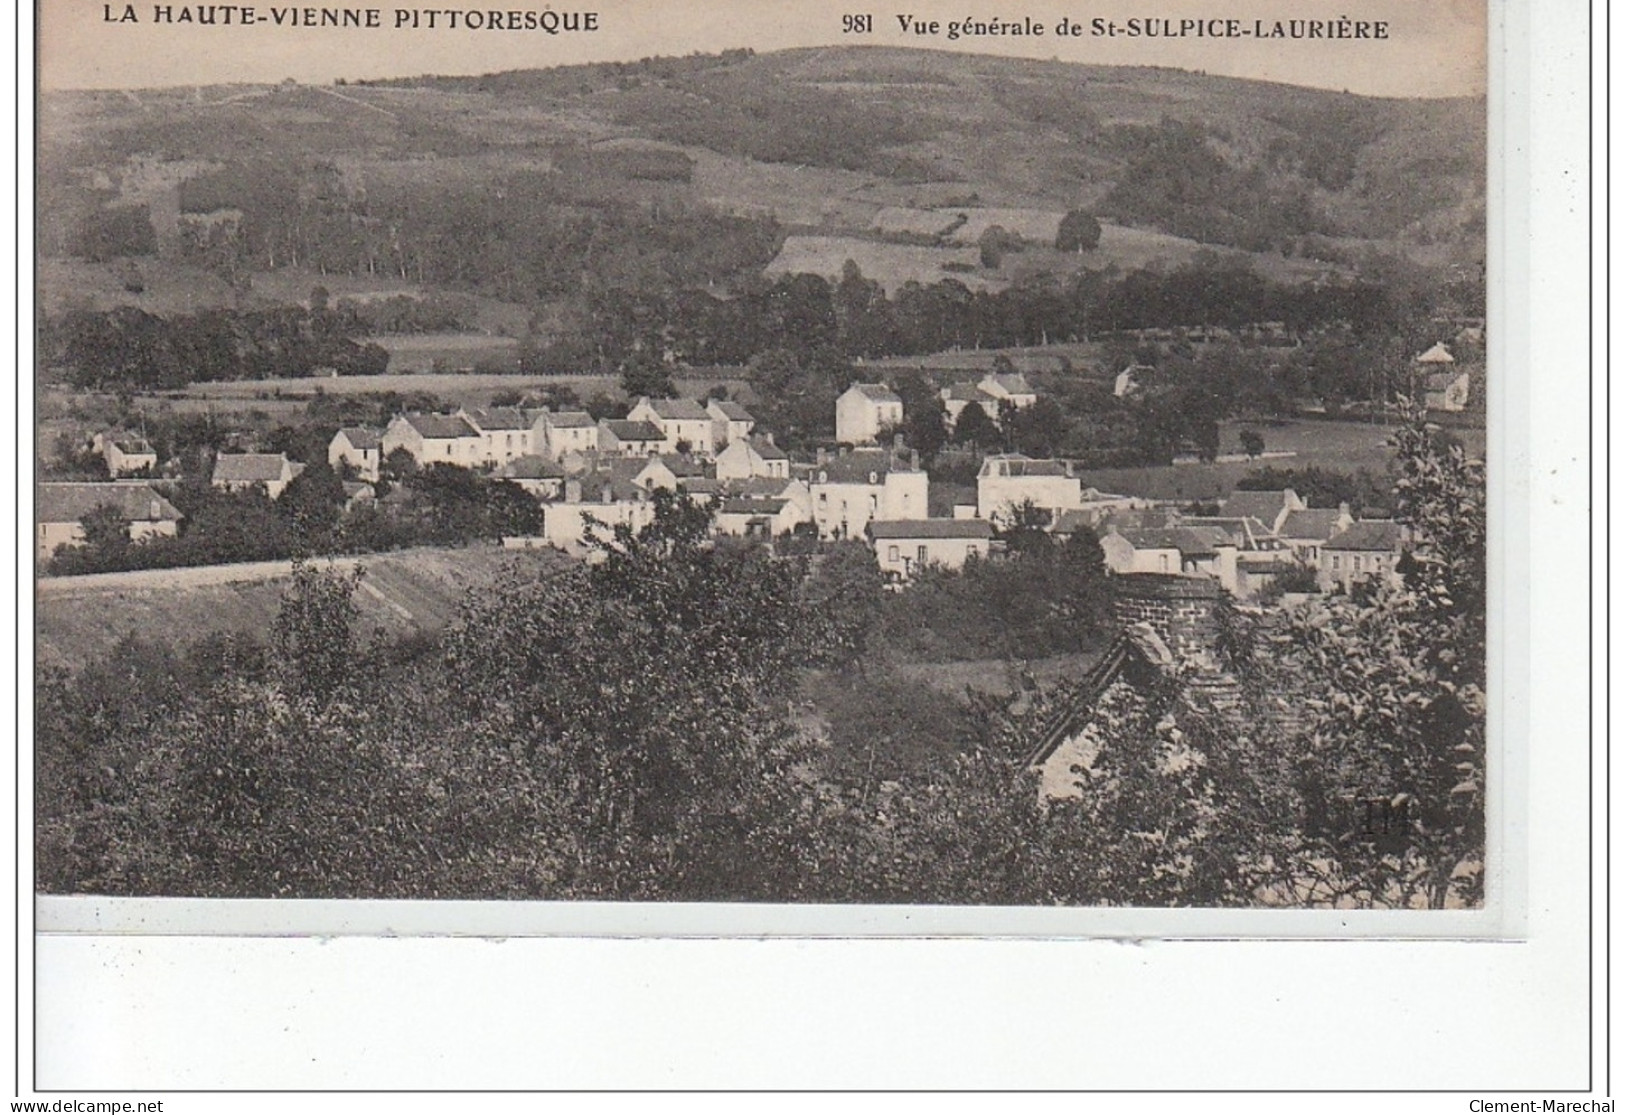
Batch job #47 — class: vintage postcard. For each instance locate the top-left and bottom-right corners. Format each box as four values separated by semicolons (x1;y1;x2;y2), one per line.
31;0;1509;939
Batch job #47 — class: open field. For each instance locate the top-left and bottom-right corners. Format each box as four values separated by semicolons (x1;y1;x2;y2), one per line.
1078;418;1486;503
374;333;523;374
36;545;567;671
765;235;993;293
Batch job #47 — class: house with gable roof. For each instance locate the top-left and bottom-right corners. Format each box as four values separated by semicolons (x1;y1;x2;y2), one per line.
715;434;790;481
1319;520;1405;593
597;418;668;457
211;452;306;499
835;383;904;445
707;398;756;450
382;413;481;468
536;410;599;461
626;397;718;456
461;406;533;467
36;481;183;560
329;426;383;481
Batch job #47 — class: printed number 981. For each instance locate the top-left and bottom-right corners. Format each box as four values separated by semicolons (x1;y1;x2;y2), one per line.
842;14;873;33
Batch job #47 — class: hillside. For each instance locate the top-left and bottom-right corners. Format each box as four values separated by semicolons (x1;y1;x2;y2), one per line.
35;545;568;671
39;46;1484;325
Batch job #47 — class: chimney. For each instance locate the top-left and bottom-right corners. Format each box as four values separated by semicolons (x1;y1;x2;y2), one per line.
816;447;827;466
894;432;905;450
565;478;582;503
910;448;920;471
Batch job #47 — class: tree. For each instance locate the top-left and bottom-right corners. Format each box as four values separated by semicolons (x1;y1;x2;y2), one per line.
1055;210;1103;253
1278;408;1486;908
979;225;1012;270
278;460;347;550
78;503;133;556
952;400;1000;449
1239;428;1266;458
272;559;364;703
619;354;676;399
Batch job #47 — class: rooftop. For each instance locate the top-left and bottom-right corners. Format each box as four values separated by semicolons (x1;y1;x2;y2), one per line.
601;419;666;442
399;412;478;441
212;453;299;484
844;382;902;404
38;481;181;524
1324;520;1404;552
335;426;381;450
639;397;711;421
547;411;597;429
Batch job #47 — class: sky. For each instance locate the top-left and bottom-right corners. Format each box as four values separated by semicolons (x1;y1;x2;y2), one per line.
38;0;1487;98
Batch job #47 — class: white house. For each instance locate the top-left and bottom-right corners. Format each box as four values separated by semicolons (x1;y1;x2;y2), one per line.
544;475;656;554
977;454;1082;522
715;434;790;481
807;447;928;540
37;481;182;560
536;411;599;461
707;399;756;449
211;453;305;499
461;407;534;467
328;427;383;481
382;413;482;468
978;370;1037;409
626;397;717;456
868;519;994;580
597;419;667;457
835;383;903;445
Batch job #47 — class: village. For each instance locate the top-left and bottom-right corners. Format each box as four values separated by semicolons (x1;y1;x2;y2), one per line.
36;342;1476;600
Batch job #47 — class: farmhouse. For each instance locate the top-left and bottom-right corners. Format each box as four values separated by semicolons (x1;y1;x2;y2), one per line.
977;454;1082;522
806;447;928;539
867;518;994;580
382;413;481;468
328;426;382;481
939;371;1037;426
715;496;806;538
835;383;904;445
36;481;182;560
597;419;666;457
211;452;305;499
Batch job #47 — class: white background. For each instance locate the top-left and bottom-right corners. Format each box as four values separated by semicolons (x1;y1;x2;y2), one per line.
11;0;1604;1100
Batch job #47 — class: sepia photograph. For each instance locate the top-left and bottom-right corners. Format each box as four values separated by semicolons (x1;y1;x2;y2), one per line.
32;0;1496;923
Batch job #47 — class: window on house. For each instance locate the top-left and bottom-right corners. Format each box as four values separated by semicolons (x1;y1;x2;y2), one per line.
868;494;878;514
887;545;899;562
1159;554;1170;572
818;493;827;507
917;545;928;564
1331;555;1341;570
1353;556;1363;573
967;544;979;559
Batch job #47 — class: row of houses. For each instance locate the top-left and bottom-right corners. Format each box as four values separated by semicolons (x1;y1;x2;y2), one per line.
331;398;761;481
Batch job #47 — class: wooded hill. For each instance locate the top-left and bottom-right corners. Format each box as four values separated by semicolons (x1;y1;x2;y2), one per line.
40;46;1484;322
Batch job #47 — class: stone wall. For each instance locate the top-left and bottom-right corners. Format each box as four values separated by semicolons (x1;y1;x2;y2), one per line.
1112;573;1225;670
